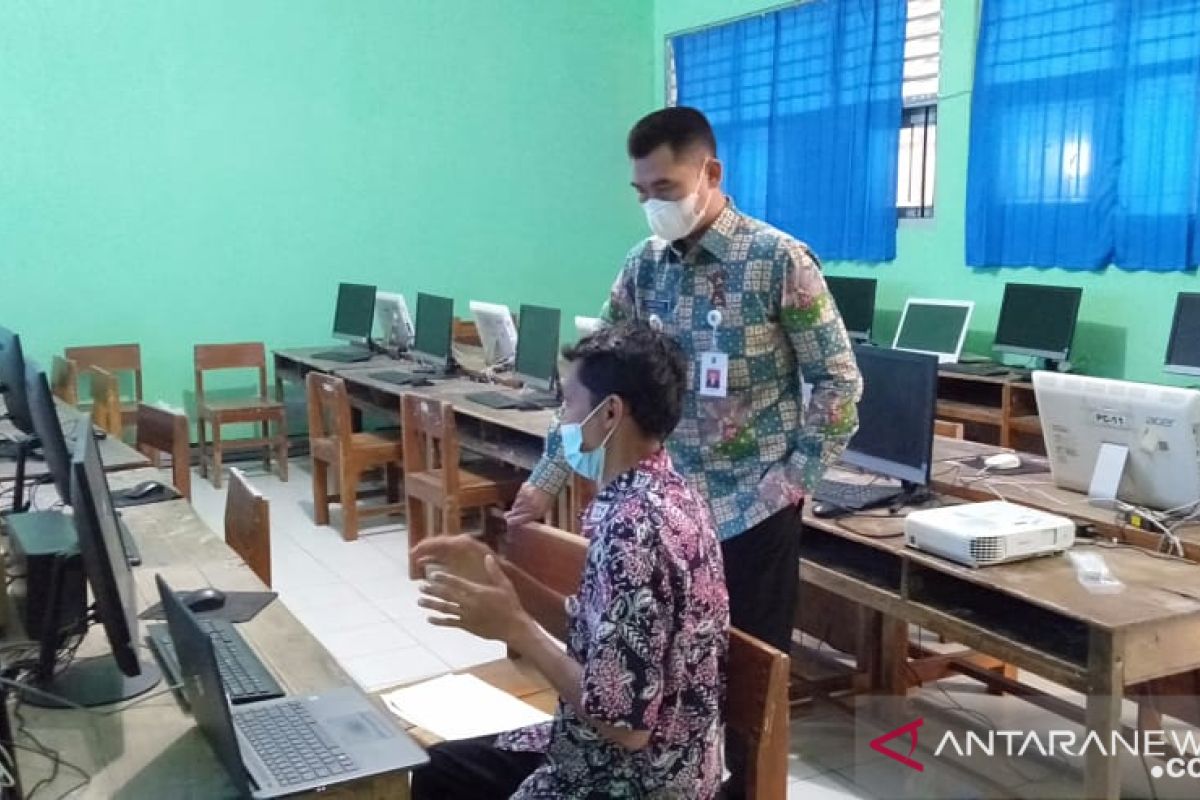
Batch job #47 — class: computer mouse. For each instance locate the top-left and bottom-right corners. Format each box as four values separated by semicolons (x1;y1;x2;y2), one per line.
984;452;1022;471
810;501;845;519
182;587;227;613
129;480;164;499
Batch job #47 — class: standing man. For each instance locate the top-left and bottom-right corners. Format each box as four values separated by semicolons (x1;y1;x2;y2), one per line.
507;107;862;795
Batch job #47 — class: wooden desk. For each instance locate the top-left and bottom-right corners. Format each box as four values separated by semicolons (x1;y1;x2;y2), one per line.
935;371;1044;453
800;496;1200;799
0;401;151;484
272;347;400;401
13;495;416;798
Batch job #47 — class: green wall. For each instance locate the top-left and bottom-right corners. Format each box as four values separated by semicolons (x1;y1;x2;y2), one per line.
1;0;654;410
655;0;1200;384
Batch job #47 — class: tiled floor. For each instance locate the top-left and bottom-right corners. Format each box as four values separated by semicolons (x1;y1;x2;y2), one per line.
189;458;1195;799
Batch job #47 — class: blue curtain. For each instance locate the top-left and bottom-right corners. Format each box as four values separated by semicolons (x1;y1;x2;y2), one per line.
967;0;1200;271
673;0;907;262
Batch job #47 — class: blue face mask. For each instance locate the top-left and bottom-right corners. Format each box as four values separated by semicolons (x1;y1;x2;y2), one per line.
560;397;618;482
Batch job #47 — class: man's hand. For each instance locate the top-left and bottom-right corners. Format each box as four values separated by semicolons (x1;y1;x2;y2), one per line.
410;534;493;584
418;555;530;644
504;483;554;532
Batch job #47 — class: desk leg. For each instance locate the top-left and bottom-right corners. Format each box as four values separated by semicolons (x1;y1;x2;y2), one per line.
878;616;909;695
1085;631;1124;800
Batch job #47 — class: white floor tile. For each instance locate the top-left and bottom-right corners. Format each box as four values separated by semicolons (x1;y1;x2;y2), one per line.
292;599;389;638
340;646;448;693
279;581;367;613
789;771;872;800
319;621;418;661
354;576;421;606
399;619;507;670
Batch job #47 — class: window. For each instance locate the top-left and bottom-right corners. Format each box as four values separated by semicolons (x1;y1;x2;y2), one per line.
897;0;941;218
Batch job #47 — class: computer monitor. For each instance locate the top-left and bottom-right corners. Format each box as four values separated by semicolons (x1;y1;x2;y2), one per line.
29;427;161;707
515;305;561;393
332;283;377;344
411;293;454;370
993;283;1082;365
825;276;877;342
0;326;34;434
25;363;76;503
842;345;939;487
575;316;602;341
374;291;415;351
892;298;974;364
1033;371;1200;512
1165;292;1200;377
470;301;518;367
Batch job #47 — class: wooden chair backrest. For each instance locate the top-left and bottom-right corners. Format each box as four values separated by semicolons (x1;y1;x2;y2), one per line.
305;373;353;448
89;367;123;437
194;343;268;405
51;356;79;406
401;394;460;493
225;467;272;587
135;403;192;501
452;318;481;346
64;343;142;401
499;520;789;799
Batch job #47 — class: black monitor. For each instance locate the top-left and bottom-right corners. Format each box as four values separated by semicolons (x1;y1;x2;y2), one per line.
825;276;877;341
26;364;75;503
0;326;33;434
412;293;454;369
32;427;161;707
332;283;377;343
992;283;1082;365
515;305;561;393
842;345;938;487
1165;292;1200;378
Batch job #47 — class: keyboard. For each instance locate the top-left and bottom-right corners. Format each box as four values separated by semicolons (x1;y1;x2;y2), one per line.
465;391;541;411
812;479;905;511
148;618;285;704
236;700;359;787
371;370;433;387
940;362;1011;377
312;348;372;363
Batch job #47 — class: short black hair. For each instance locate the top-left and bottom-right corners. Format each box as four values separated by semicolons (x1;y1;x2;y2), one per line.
563;322;687;441
627;107;717;160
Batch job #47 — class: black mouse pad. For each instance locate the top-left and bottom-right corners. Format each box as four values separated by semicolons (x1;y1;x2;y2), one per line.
956;454;1051;476
112;486;184;509
139;590;277;623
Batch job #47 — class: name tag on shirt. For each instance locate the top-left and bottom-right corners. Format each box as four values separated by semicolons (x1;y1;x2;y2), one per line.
698;352;729;398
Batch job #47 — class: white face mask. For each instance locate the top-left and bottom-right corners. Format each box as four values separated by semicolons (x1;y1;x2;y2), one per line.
641;161;712;241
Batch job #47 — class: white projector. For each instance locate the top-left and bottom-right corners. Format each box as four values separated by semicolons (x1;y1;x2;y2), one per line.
904;501;1076;567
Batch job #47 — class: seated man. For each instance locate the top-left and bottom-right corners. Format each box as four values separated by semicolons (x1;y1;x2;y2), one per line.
411;322;729;799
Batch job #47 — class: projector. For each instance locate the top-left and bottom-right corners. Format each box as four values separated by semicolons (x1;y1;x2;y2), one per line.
904;501;1076;567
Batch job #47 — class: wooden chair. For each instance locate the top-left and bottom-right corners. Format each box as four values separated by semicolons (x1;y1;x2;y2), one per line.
89;367;123;438
306;373;404;542
135;402;192;502
499;521;790;800
65;343;142;432
402;393;523;577
934;419;965;439
452;318;481;346
225;467;272;587
50;356;79;406
194;343;288;489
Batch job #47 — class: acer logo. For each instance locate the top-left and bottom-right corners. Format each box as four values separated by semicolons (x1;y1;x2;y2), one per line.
871;718;925;772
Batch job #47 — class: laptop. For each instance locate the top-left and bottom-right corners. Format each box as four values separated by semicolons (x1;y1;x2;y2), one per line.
155;574;427;797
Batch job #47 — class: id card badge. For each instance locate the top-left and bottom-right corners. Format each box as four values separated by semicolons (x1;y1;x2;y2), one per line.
698;351;729;398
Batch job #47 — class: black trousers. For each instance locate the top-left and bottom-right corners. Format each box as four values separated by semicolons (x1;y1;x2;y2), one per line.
411;735;544;800
719;503;803;798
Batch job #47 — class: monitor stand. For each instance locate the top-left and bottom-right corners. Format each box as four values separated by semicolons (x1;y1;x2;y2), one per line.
0;437;38;516
1087;443;1129;509
27;655;162;709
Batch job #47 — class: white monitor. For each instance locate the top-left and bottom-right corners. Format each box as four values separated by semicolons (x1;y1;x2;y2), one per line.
470;301;518;367
374;292;414;351
575;316;602;340
1033;371;1200;512
892;298;974;364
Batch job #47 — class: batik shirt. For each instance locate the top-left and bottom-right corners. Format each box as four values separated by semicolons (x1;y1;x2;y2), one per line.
530;201;862;541
499;448;729;799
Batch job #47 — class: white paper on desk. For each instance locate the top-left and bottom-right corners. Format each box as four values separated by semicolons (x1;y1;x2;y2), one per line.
382;673;552;740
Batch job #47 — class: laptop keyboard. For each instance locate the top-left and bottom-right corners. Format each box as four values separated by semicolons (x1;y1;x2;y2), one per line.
312;349;372;363
237;700;359;787
813;479;904;511
149;619;284;704
939;362;1011;377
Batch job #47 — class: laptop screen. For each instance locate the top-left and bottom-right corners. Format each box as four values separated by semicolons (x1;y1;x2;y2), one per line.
156;574;254;797
894;301;972;358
